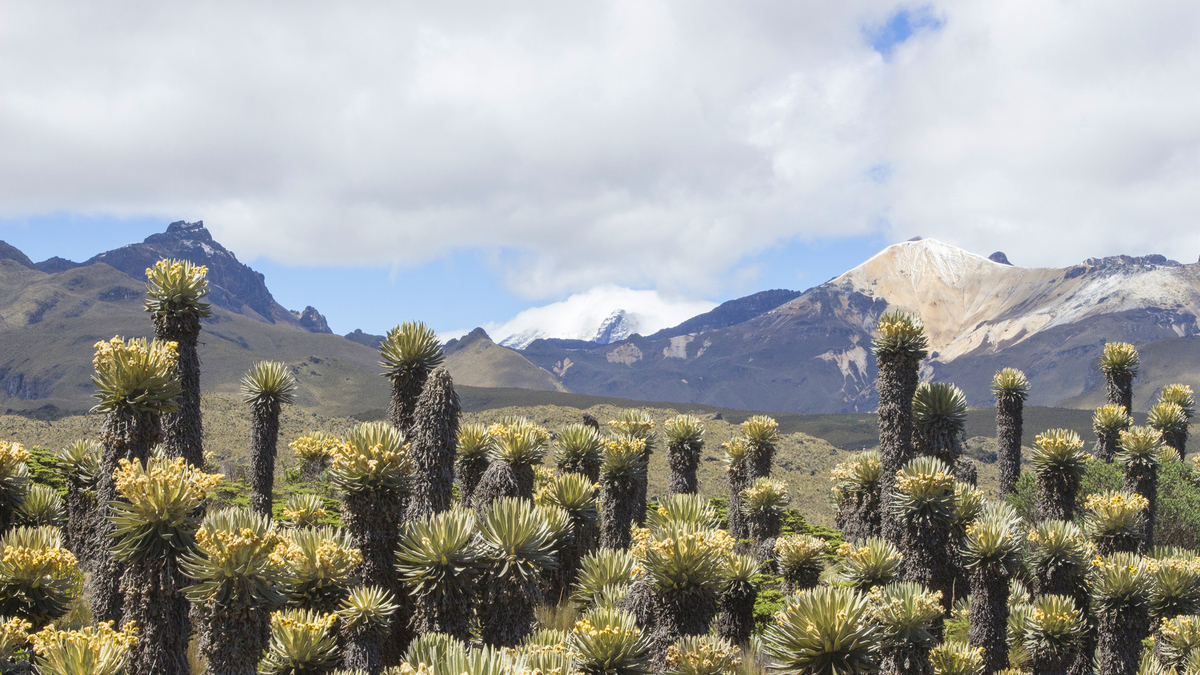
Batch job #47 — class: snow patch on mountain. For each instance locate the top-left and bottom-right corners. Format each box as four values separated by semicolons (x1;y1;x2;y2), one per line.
488;286;717;350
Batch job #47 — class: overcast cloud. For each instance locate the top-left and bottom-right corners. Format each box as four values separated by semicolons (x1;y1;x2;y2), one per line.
2;1;1199;303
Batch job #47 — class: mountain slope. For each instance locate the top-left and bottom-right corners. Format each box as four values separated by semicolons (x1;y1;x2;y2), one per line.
443;328;566;392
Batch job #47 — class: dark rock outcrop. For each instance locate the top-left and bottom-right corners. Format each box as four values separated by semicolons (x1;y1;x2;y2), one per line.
345;329;385;349
294;306;332;333
35;256;79;274
988;252;1012;265
646;289;802;341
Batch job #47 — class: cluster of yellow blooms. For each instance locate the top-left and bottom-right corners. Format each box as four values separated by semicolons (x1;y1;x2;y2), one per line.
573;618;639;640
1032;605;1079;628
740;415;779;442
836;541;902;564
776;535;828;563
269;538;363;579
0;441;29;477
281;502;327;524
394;663;434;675
30;620;139;658
329;441;410;482
1160;615;1200;645
92;336;179;374
895;468;954;497
664;641;742;671
608;417;654;438
1026;526;1083;547
289;433;346;462
629;527;654;560
145;259;209;285
0;617;30;657
1035;430;1086;455
606;436;647;456
877;316;922;340
742;479;789;508
488;420;552;445
113;457;223;505
270;609;338;633
1090;555;1145;577
866;585;943;623
1;544;78;581
1118;426;1163;453
1084;491;1149;515
195;526;283;568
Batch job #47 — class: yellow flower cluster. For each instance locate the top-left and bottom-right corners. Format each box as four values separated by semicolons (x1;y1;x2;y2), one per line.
573;618;639;640
1084;491;1149;514
1035;430;1085;454
836;542;902;563
629;527;653;559
0;441;29;477
281;503;326;523
269;538;363;578
608;418;654;437
395;663;434;675
776;535;827;561
329;440;410;482
488;420;552;445
146;259;209;282
866;586;943;622
92;336;179;373
0;616;30;656
664;642;742;671
113;457;223;504
1090;555;1144;577
1161;615;1200;643
877;317;922;340
1026;527;1082;546
270;610;337;633
1;545;78;579
895;469;954;496
289;433;345;462
30;620;139;655
195;526;283;567
1032;606;1078;626
606;436;647;455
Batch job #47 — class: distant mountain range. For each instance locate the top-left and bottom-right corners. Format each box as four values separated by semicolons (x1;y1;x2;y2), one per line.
2;222;1197;415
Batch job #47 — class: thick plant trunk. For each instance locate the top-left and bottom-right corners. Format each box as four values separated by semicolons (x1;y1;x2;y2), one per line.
633;446;653;527
1036;471;1079;522
835;488;881;543
745;512;780;566
996;397;1024;495
480;580;538;648
195;604;270;675
878;647;933;675
406;368;460;521
877;355;921;546
1030;645;1078;675
1106;374;1134;415
968;571;1010;675
1095;430;1121;463
413;593;473;643
667;439;700;495
649;594;717;673
155;314;204;468
746;443;774;481
123;556;191;675
343;622;389;675
473;461;528;515
600;478;638;549
342;490;409;664
389;374;426;435
901;519;952;629
250;400;281;519
62;477;98;570
716;582;756;645
458;454;490;505
727;467;750;541
90;410;161;625
1124;464;1156;555
1096;605;1148;675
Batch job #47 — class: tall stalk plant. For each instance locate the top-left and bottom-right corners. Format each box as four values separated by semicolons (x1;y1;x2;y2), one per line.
379;321;444;434
1116;426;1162;553
1101;342;1139;414
1093;405;1132;463
407;366;461;520
873;311;928;546
241;362;297;518
609;410;656;526
664;415;704;495
992;368;1030;495
1029;429;1088;522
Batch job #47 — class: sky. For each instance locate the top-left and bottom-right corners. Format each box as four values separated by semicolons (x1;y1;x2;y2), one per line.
2;2;1200;337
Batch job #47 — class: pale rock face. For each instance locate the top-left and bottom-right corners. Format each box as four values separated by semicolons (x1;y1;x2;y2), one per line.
801;238;1200;365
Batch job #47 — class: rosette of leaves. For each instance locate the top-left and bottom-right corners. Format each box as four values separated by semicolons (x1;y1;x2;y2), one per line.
338;586;399;675
1150;556;1200;626
762;586;877;674
475;418;550;509
721;438;751;541
537;472;600;601
289;432;341;482
647;495;720;534
641;528;730;665
571;548;636;613
1095;405;1134;463
893;456;956;605
395;508;484;641
929;641;984;675
1085;490;1149;556
0;443;29;538
379;321;445;433
182;507;286;675
29;620;139;675
960;502;1024;674
1092;552;1151;675
740;415;779;480
835;537;904;592
402;631;464;672
741;478;790;563
831;450;883;543
90;336;182;419
1005;600;1035;672
993;368;1031;495
1118;426;1163;553
873;311;928;547
867;581;943;675
0;526;79;628
108;455;222;675
258;608;340;675
1026;520;1089;599
517;628;573;675
1101;342;1140;412
0;615;29;673
455;423;492;505
1029;429;1088;522
277;526;363;612
475;496;557;647
282;494;329;529
571;607;652;675
1157;614;1200;671
556;423;605;484
716;553;759;645
15;484;64;528
1158;384;1196;458
775;535;827;594
437;643;514;675
1024;594;1086;675
912;382;969;467
242;361;298;518
664;635;741;675
54;439;98;558
1148;402;1189;461
600;437;648;549
610;409;656;527
663;415;705;496
950;482;985;603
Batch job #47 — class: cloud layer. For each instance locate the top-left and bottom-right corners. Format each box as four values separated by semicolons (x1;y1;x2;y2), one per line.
3;1;1199;300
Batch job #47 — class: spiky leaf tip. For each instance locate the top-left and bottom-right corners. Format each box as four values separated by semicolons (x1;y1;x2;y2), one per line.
961;502;1024;572
762;586;877;674
646;494;718;533
108;456;223;563
1026;520;1088;579
872;310;929;360
1117;425;1164;463
1090;552;1150;608
281;494;329;528
144;258;212;318
831;450;882;498
571;549;636;612
182;507;285;609
721;552;760;584
1149;402;1189;433
379;320;444;382
720;437;749;471
991;367;1031;401
1159;384;1196;418
329;422;411;495
1149;558;1200;624
912;381;969;435
259;608;339;675
289;431;343;463
930;640;984;675
240;361;297;407
1158;614;1200;669
742;477;790;514
571;607;650;675
1094;404;1133;435
535;472;598;527
835;537;902;590
475;497;557;585
600;437;647;482
16;484;65;527
90;336;182;415
952;481;985;529
664;415;705;445
740;415;779;446
1100;342;1140;376
30;620;138;675
488;419;550;466
1024;594;1085;652
55;439;100;486
1084;489;1149;547
1029;429;1088;475
893;456;956;523
275;526;362;606
641;528;730;597
456;422;492;459
665;635;741;675
337;586;398;630
0;525;80;625
867;581;943;648
396;508;483;601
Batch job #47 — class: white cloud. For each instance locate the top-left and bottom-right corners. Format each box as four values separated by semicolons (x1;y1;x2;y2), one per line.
2;0;1199;301
482;286;716;348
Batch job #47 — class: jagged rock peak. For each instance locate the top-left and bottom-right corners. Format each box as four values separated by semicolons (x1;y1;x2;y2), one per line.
293;306;332;334
988;251;1012;266
593;309;636;345
1083;253;1181;267
154;220;215;243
